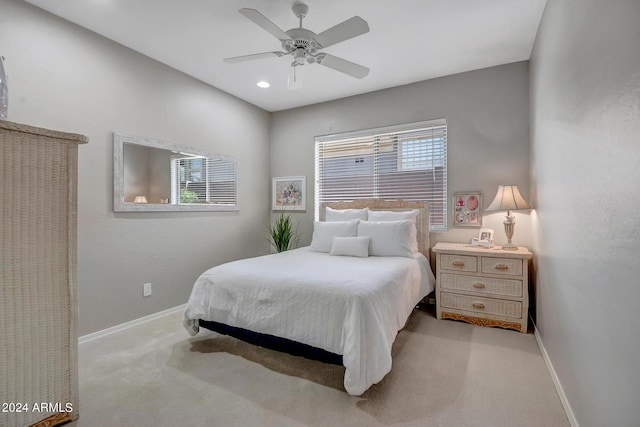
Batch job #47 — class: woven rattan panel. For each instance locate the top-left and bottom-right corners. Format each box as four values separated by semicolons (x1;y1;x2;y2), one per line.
440;273;523;298
0;121;86;427
440;292;523;318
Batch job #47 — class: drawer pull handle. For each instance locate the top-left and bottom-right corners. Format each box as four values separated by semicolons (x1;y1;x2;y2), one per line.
495;264;509;270
473;282;485;289
451;260;465;267
472;302;485;309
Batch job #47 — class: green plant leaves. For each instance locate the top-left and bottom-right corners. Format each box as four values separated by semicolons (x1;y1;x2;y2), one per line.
268;211;296;252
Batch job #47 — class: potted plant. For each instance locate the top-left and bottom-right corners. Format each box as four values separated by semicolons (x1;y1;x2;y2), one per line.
268;210;297;252
180;188;199;203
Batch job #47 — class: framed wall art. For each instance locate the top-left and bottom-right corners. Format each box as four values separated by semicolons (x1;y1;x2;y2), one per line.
452;192;482;227
272;176;306;211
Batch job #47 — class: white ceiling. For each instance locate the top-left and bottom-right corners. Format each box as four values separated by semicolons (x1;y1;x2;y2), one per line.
24;0;546;112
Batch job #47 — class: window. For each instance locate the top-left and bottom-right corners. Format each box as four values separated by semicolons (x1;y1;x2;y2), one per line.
170;155;237;206
315;119;447;231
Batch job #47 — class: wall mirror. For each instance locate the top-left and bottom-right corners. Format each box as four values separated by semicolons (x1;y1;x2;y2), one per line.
113;133;238;212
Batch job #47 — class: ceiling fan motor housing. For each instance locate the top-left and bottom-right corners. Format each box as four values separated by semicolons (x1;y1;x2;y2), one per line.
283;28;319;65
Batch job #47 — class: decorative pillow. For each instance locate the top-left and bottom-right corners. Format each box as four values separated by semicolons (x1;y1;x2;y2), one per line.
325;207;369;222
310;220;359;253
329;236;370;258
367;209;419;253
356;220;415;258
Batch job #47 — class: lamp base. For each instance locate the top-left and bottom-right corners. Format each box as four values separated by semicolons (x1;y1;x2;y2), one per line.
502;213;518;251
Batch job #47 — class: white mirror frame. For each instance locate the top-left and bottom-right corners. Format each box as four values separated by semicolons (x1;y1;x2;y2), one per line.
113;132;239;212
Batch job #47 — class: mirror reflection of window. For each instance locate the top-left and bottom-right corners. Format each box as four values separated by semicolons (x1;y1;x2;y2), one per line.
170;155;237;205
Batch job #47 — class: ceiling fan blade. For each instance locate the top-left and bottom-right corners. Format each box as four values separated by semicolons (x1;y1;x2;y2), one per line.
315;16;369;48
224;51;286;63
319;54;369;79
239;8;292;41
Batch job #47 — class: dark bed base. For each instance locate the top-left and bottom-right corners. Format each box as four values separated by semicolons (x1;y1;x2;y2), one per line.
198;320;344;366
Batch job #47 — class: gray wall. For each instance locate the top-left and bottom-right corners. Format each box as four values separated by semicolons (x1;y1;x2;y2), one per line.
122;144;172;203
530;0;640;426
0;0;271;335
123;143;151;203
147;147;171;203
271;61;533;250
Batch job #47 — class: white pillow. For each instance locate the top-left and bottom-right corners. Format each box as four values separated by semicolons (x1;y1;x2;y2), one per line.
357;220;415;258
310;220;359;253
325;207;369;222
329;236;370;258
367;209;419;253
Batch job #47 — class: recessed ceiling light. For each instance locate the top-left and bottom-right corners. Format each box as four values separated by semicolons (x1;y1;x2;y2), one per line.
256;81;270;88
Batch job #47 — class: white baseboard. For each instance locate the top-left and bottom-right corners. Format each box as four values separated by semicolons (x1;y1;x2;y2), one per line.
533;321;579;427
79;303;187;345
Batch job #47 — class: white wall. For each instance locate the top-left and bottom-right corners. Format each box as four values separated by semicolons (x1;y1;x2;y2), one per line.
270;62;532;250
530;0;640;425
0;0;271;335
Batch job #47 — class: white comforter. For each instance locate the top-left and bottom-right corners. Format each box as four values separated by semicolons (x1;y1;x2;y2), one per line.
183;247;435;395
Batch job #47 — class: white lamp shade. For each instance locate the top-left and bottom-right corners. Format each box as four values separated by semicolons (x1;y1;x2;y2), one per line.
486;185;531;211
133;195;148;203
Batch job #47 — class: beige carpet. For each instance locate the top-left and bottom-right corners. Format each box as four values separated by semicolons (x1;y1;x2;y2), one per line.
68;306;569;426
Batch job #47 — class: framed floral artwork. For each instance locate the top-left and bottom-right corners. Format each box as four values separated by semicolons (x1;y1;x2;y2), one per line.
452;192;482;227
272;176;306;211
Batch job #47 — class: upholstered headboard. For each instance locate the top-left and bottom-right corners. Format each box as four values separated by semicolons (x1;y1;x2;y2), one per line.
320;199;430;258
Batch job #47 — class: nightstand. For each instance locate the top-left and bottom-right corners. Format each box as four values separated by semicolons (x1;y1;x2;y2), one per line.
432;242;533;333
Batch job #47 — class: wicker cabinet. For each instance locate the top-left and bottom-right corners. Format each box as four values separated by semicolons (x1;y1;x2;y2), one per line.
0;121;87;427
433;242;532;333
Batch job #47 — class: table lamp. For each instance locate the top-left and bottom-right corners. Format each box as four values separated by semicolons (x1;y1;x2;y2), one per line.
486;185;531;250
133;195;148;203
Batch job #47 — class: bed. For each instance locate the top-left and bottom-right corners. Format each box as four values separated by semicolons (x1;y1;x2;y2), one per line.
183;199;435;395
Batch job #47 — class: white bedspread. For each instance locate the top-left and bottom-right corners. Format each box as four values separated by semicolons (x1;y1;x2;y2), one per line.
183;247;435;395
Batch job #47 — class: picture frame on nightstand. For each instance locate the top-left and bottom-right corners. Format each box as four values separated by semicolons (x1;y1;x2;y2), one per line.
479;228;494;242
472;228;494;248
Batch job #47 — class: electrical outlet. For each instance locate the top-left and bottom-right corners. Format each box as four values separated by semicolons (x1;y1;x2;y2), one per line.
143;283;152;297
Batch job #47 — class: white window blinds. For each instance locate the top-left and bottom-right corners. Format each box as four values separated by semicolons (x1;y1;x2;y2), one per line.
315;119;447;231
170;155;237;206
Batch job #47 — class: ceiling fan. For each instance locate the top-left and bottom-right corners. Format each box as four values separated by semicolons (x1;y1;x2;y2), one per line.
224;2;370;88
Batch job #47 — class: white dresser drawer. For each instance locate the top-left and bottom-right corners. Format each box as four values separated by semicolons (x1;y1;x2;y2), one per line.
440;292;523;319
481;257;523;276
440;273;523;298
440;254;477;272
433;242;532;333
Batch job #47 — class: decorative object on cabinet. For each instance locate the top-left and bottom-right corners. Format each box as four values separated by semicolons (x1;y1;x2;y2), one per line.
272;176;306;211
1;120;87;427
471;228;494;248
486;184;531;250
452;192;482;227
433;242;532;333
